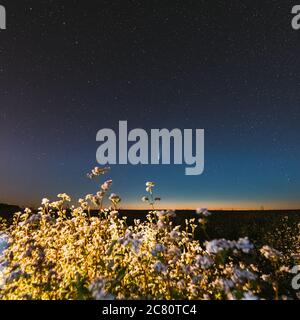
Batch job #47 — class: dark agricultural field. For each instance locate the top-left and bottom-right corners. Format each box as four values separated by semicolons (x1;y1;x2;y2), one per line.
1;203;299;250
119;209;300;249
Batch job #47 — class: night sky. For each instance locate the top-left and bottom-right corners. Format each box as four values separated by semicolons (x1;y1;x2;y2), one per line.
0;0;300;210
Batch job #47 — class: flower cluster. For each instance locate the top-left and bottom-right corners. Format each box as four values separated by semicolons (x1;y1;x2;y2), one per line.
0;168;298;300
142;182;161;209
87;166;110;179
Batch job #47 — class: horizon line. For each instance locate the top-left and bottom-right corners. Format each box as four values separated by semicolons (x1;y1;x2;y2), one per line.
1;201;300;212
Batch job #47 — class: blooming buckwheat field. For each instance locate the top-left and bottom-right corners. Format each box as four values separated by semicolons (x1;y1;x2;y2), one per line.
0;168;299;300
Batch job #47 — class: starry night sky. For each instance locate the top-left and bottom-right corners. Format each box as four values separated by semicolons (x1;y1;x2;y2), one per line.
0;0;300;209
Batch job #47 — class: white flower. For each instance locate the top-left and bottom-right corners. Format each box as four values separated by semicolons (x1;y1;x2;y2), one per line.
242;291;259;300
101;180;113;191
280;266;290;273
153;261;167;273
205;239;235;254
177;280;185;290
260;245;282;260
232;267;257;282
0;233;9;255
109;210;119;218
156;210;175;220
118;230;142;253
78;198;88;209
89;278;115;300
168;246;181;256
57;193;71;202
157;220;165;229
85;194;93;201
87;167;110;179
146;182;155;187
151;244;165;256
196;208;211;217
26;213;42;225
170;230;180;240
195;254;214;269
156;211;166;218
261;274;271;282
96;191;105;198
41;198;49;206
217;278;235;293
109;193;121;203
198;218;205;225
0;233;9;289
236;237;253;253
146;182;155;193
24;208;32;215
166;210;176;218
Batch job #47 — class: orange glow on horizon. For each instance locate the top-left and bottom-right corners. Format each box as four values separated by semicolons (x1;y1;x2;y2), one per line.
120;200;300;211
2;196;300;211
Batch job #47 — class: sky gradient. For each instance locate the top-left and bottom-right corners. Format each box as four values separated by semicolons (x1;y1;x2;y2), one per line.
0;1;300;210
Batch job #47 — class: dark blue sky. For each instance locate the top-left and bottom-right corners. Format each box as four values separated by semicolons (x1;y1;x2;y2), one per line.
0;0;300;209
